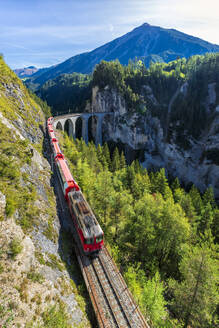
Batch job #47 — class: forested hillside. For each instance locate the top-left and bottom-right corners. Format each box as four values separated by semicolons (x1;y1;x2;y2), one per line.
92;53;219;139
38;73;91;114
38;53;219;199
59;134;218;328
39;53;219;142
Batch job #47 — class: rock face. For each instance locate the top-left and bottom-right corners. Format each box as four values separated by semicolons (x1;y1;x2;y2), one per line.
92;85;219;199
0;58;90;327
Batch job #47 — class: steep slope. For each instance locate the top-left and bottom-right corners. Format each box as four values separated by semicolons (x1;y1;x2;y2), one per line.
27;23;219;88
0;56;91;327
38;73;92;114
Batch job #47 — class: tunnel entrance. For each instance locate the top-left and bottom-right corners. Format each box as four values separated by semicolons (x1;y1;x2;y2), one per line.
88;115;97;143
75;117;82;139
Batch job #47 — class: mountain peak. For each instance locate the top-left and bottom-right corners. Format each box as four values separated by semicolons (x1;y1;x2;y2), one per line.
141;22;151;27
25;23;219;87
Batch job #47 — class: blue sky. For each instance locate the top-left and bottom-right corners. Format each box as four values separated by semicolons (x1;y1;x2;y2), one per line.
1;0;218;69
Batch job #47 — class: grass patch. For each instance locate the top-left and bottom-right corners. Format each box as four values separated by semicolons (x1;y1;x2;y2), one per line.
35;250;46;265
46;254;64;272
0;303;14;327
27;268;44;283
43;218;58;242
16;277;29;302
41;302;70;328
9;238;23;259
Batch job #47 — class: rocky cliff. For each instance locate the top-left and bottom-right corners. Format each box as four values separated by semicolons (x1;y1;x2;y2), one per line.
0;57;90;327
91;84;219;200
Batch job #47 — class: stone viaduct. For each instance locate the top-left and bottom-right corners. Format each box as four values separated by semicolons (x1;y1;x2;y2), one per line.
53;112;113;146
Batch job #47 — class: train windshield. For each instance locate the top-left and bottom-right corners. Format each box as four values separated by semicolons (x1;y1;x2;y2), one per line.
96;235;103;243
84;237;94;244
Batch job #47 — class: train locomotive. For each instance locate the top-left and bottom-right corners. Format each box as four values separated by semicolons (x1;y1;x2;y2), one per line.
47;117;104;254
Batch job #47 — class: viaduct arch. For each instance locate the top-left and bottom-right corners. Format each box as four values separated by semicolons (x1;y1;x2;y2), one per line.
53;112;113;146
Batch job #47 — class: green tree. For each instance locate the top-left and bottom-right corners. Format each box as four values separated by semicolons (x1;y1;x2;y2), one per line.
142;272;167;327
171;177;181;191
91;170;114;225
124;267;171;327
203;187;215;208
120;151;126;169
198;203;214;236
102;142;111;169
151;168;172;200
169;244;218;328
189;185;203;215
112;147;120;172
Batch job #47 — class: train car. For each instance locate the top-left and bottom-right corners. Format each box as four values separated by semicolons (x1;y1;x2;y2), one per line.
55;153;80;199
47;117;103;254
68;190;103;254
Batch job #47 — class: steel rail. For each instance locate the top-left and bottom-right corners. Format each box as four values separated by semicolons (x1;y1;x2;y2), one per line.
102;246;150;328
92;256;131;327
75;246;108;328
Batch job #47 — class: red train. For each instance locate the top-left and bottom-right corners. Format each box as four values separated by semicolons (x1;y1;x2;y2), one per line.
47;117;104;254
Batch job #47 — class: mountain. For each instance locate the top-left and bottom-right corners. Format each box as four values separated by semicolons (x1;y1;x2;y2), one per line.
26;23;219;88
14;66;39;78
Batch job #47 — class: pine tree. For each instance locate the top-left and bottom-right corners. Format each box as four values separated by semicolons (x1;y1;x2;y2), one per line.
102;142;111;169
112;147;120;172
198;203;214;235
134;160;141;174
120;151;126;169
189;185;203;215
171;177;181;191
152;168;169;197
126;165;136;195
96;143;103;160
211;209;219;243
203;187;215;208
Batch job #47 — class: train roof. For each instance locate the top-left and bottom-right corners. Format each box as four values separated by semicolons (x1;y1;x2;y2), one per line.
69;191;103;239
56;157;75;182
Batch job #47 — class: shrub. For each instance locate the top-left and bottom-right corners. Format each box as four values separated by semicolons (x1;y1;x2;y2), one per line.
42;303;70;328
47;254;64;272
27;268;44;283
9;238;23;259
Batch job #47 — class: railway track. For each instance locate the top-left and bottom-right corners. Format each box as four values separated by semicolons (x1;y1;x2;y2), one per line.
76;244;149;328
49;135;149;328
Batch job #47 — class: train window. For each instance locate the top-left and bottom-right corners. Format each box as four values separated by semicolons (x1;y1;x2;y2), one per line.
96;235;103;243
84;238;94;244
